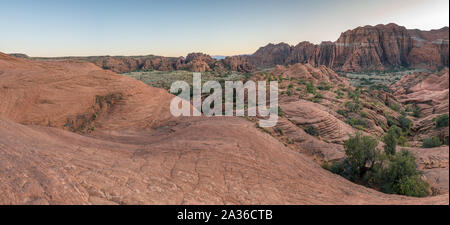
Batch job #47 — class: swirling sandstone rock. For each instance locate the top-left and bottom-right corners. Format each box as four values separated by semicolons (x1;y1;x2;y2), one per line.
1;52;447;205
280;100;357;144
392;69;449;144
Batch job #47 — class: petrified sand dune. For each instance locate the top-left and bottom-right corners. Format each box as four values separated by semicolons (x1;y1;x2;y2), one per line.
274;118;345;162
0;52;175;131
392;69;449;142
280;100;358;144
390;68;449;193
0;52;448;204
272;63;349;85
1;117;449;205
392;69;449;120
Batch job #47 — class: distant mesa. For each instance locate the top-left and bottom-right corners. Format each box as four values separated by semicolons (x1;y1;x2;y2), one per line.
8;24;448;74
247;24;449;72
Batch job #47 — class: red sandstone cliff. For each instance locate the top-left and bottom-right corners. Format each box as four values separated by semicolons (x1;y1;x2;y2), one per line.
248;24;448;72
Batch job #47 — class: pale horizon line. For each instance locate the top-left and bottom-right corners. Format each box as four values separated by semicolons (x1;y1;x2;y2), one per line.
4;23;448;59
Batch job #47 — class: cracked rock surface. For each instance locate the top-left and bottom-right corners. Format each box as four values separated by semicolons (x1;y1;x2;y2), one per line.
0;52;448;205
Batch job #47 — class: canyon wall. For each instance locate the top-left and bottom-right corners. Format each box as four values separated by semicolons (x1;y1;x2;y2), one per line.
248;24;449;72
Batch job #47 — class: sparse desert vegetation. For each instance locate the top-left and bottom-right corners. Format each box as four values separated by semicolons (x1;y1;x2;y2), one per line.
325;133;430;197
1;8;449;206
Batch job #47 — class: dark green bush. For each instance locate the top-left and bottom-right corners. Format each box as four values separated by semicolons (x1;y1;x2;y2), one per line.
345;118;369;128
397;115;412;132
286;89;293;96
379;150;429;196
389;125;402;139
383;127;397;155
336;109;347;117
382;150;417;183
345;101;361;113
278;106;284;117
401;110;407;116
344;133;379;179
393;176;429;197
397;135;408;147
305;125;319;136
389;103;400;112
360;111;369;118
335;90;344;99
314;93;323;99
386;116;396;127
347;88;361;102
435;114;449;128
422;137;442;148
306;82;316;94
412;108;420;118
326;135;430;197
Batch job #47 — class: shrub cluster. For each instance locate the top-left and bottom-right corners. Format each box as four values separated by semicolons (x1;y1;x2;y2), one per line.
326;133;429;197
345;118;369;130
306;82;316;94
397;115;412;133
422;136;442;148
317;82;332;91
435;114;449;128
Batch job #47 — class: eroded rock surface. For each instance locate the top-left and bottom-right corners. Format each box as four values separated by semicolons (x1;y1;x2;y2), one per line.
392;69;449;143
408;146;449;194
0;52;448;205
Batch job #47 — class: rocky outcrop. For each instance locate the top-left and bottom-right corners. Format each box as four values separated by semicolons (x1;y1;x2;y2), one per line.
392;68;449;116
408;27;449;43
392;68;449;144
12;52;257;74
408;146;449;194
175;53;216;72
94;56;177;73
407;27;449;70
0;52;176;130
271;63;349;85
285;41;316;65
2;52;448;204
249;43;292;67
248;24;448;72
221;55;256;73
280;100;358;144
38;55;181;73
315;41;335;66
274;118;345;162
333;24;413;71
2;115;448;205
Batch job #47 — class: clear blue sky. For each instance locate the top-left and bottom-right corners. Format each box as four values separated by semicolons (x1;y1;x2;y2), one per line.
1;0;448;57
